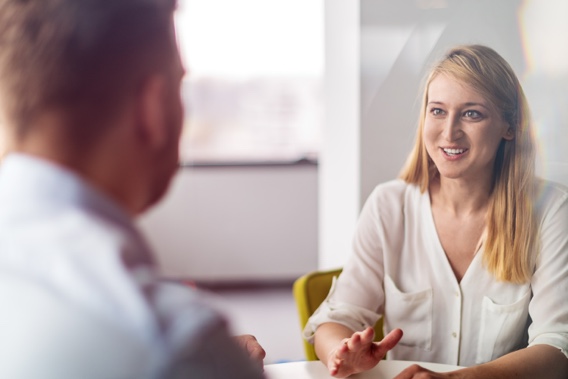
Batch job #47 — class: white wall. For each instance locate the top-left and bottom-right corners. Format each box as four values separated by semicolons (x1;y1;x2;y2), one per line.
318;0;361;270
138;163;318;283
319;0;568;267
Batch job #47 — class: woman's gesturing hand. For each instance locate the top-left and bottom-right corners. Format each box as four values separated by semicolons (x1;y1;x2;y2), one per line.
394;364;447;379
326;327;403;378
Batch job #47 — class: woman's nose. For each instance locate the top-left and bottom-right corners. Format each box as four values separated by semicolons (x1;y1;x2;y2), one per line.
442;115;463;141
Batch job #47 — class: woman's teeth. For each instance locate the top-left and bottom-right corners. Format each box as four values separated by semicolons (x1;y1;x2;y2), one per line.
443;148;465;155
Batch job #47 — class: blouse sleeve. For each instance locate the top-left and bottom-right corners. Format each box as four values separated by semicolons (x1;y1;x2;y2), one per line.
527;183;568;358
303;184;401;343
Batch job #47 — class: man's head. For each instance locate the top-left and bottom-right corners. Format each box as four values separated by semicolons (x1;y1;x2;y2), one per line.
0;0;177;135
0;0;184;213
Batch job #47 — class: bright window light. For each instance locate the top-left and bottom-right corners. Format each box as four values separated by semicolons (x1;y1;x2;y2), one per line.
175;0;324;164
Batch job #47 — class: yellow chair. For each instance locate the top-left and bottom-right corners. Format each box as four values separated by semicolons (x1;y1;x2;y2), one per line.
293;268;383;361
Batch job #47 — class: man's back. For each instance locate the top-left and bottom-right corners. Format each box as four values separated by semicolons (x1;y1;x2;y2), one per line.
0;155;264;378
0;274;157;379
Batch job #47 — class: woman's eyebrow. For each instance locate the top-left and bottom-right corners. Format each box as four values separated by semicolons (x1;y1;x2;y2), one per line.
463;102;490;109
427;100;490;109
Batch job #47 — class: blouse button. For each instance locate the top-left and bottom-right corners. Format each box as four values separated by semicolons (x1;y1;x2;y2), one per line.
452;332;457;338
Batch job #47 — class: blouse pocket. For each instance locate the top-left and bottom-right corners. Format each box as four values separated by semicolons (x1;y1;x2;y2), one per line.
384;275;433;350
475;290;531;364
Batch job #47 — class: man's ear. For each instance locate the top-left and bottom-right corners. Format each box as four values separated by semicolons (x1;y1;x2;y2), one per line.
134;74;167;150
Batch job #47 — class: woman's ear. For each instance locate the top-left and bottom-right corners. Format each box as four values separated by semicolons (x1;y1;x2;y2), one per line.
134;74;168;150
503;126;515;141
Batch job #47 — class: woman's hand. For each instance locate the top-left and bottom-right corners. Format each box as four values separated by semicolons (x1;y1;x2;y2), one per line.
393;364;462;379
392;345;568;379
326;327;403;378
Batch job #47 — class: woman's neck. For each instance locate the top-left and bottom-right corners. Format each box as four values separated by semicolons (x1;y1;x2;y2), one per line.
429;175;493;217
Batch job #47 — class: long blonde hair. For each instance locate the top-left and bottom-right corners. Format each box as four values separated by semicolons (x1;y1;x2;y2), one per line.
400;45;538;284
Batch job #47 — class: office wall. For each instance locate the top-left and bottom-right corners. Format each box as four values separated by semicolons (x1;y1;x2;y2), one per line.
138;163;318;283
318;0;361;270
320;0;568;268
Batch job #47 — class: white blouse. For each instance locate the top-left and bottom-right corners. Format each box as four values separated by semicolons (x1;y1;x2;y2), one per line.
304;179;568;367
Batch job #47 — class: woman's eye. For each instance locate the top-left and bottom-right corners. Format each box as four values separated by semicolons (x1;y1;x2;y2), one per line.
430;108;444;116
464;110;482;119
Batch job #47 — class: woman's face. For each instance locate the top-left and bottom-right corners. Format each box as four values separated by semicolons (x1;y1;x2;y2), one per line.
423;73;514;183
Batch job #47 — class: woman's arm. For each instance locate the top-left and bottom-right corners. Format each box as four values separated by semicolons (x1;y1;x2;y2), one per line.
314;322;355;365
394;344;568;379
314;322;403;378
464;344;568;379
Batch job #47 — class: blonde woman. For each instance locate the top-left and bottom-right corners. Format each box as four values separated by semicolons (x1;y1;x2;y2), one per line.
304;45;568;378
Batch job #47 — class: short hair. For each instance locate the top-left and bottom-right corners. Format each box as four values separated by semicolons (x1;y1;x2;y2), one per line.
400;45;538;283
0;0;177;142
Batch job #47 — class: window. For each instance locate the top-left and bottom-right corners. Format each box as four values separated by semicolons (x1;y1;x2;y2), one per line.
174;0;324;164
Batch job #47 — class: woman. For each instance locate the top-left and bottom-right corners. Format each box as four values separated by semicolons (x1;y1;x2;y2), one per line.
304;45;568;378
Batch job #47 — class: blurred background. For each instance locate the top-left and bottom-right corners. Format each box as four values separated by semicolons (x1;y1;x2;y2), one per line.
137;0;568;363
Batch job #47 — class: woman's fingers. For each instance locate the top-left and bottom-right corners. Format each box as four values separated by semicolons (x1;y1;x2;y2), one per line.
346;327;374;350
348;332;361;348
328;327;399;378
360;327;375;344
381;328;404;349
372;328;403;360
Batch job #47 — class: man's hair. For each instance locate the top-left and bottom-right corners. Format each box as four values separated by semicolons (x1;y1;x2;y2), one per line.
400;45;538;284
0;0;177;142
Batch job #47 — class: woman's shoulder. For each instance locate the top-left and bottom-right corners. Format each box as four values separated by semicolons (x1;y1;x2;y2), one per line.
370;179;422;201
366;179;423;212
535;179;568;215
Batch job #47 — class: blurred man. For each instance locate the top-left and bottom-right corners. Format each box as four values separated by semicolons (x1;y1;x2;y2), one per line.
0;0;264;378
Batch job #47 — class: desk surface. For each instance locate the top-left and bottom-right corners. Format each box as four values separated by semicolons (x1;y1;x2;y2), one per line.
264;360;463;379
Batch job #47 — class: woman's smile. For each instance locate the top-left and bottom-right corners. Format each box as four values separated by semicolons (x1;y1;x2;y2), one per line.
440;147;469;159
424;73;512;182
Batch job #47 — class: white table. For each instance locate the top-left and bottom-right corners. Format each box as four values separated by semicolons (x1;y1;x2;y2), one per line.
264;360;463;379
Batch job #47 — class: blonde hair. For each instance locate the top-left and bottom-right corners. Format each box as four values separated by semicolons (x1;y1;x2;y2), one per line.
400;45;538;283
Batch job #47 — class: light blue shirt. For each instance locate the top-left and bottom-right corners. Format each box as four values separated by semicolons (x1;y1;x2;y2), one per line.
0;154;263;379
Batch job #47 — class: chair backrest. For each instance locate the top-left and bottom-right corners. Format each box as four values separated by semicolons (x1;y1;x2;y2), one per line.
292;268;383;361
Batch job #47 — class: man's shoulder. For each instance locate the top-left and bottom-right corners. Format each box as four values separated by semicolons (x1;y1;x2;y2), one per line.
0;199;149;264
